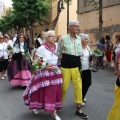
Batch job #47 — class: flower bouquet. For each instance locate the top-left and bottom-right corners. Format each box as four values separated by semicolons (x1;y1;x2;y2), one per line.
7;45;13;55
32;57;47;72
92;48;103;57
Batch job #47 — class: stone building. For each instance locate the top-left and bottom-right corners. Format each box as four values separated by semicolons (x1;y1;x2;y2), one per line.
77;0;120;45
24;0;77;44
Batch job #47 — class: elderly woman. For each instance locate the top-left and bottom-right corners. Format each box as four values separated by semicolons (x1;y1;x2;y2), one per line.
0;35;8;80
79;33;92;106
7;33;32;87
23;30;62;120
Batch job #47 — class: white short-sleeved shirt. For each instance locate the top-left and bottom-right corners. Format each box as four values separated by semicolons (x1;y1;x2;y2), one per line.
0;43;8;59
81;46;91;71
36;46;58;65
7;40;13;47
115;43;120;54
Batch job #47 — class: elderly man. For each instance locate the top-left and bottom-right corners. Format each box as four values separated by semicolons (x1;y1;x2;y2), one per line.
57;20;88;119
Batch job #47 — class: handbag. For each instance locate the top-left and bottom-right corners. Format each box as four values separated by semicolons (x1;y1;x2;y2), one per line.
112;44;118;61
112;51;116;61
86;46;98;72
0;43;5;62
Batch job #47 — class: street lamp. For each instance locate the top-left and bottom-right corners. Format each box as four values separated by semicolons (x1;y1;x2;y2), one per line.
60;0;65;10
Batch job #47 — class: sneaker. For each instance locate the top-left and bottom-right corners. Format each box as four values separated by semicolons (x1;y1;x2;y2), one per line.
52;114;61;120
100;67;104;69
81;102;85;106
33;109;39;114
76;111;88;119
55;115;61;120
83;98;87;103
1;77;5;80
58;109;62;111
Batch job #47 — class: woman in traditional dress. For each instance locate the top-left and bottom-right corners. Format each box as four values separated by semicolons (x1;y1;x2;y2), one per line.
7;33;32;86
23;30;62;120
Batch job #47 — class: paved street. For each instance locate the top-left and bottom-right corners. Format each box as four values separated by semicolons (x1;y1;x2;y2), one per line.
0;66;116;120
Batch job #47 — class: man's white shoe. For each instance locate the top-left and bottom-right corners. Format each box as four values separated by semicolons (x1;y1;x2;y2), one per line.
33;109;39;114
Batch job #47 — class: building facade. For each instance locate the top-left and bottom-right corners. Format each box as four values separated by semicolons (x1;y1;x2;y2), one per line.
31;1;77;40
77;0;120;45
0;0;4;17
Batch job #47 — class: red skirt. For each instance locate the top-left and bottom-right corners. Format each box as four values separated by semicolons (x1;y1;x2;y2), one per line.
23;67;62;113
29;84;62;112
106;51;112;62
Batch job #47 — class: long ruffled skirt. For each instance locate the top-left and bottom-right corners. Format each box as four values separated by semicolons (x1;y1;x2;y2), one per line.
7;57;32;86
23;68;62;113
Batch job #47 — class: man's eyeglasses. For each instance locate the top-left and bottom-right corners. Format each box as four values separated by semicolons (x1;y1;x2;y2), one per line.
71;25;80;28
48;35;56;38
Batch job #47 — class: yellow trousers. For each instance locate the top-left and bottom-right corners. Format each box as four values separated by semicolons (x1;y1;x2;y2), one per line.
107;85;120;120
60;67;82;104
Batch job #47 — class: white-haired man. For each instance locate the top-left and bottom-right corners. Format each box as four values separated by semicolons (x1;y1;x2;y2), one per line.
57;20;88;119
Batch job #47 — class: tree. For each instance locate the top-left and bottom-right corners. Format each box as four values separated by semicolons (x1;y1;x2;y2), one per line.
0;9;14;34
98;0;103;40
88;0;103;40
12;0;49;44
46;0;72;30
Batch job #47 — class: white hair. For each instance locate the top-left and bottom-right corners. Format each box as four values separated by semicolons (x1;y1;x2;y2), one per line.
68;20;79;27
44;30;55;39
79;33;89;41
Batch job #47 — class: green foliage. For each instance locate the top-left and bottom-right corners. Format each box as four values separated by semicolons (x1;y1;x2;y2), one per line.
0;0;50;33
93;48;103;56
12;0;49;28
0;9;14;33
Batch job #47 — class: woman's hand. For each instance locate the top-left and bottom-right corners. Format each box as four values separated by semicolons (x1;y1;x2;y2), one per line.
9;54;12;59
45;65;55;71
58;55;62;59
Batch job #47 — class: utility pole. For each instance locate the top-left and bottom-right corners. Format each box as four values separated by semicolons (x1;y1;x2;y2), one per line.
99;0;103;40
67;0;69;34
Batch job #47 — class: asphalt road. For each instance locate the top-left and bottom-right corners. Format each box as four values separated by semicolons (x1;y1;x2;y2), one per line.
0;66;116;120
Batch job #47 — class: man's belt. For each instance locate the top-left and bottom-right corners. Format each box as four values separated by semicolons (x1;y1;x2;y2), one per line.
61;54;81;68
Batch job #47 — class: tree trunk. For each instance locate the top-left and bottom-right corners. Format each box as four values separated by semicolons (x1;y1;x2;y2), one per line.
99;0;103;40
51;0;62;30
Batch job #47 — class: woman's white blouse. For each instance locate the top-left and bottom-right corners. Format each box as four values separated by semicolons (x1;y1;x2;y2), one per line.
0;43;8;59
13;42;24;53
115;43;120;54
81;46;91;71
36;46;58;65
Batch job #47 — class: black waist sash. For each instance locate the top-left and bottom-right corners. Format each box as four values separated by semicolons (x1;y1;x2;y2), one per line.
61;54;81;68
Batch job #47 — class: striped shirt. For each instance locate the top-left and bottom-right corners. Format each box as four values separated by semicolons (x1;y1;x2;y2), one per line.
57;34;83;56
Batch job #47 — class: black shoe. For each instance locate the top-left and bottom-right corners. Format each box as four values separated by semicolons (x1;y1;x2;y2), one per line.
76;111;88;119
